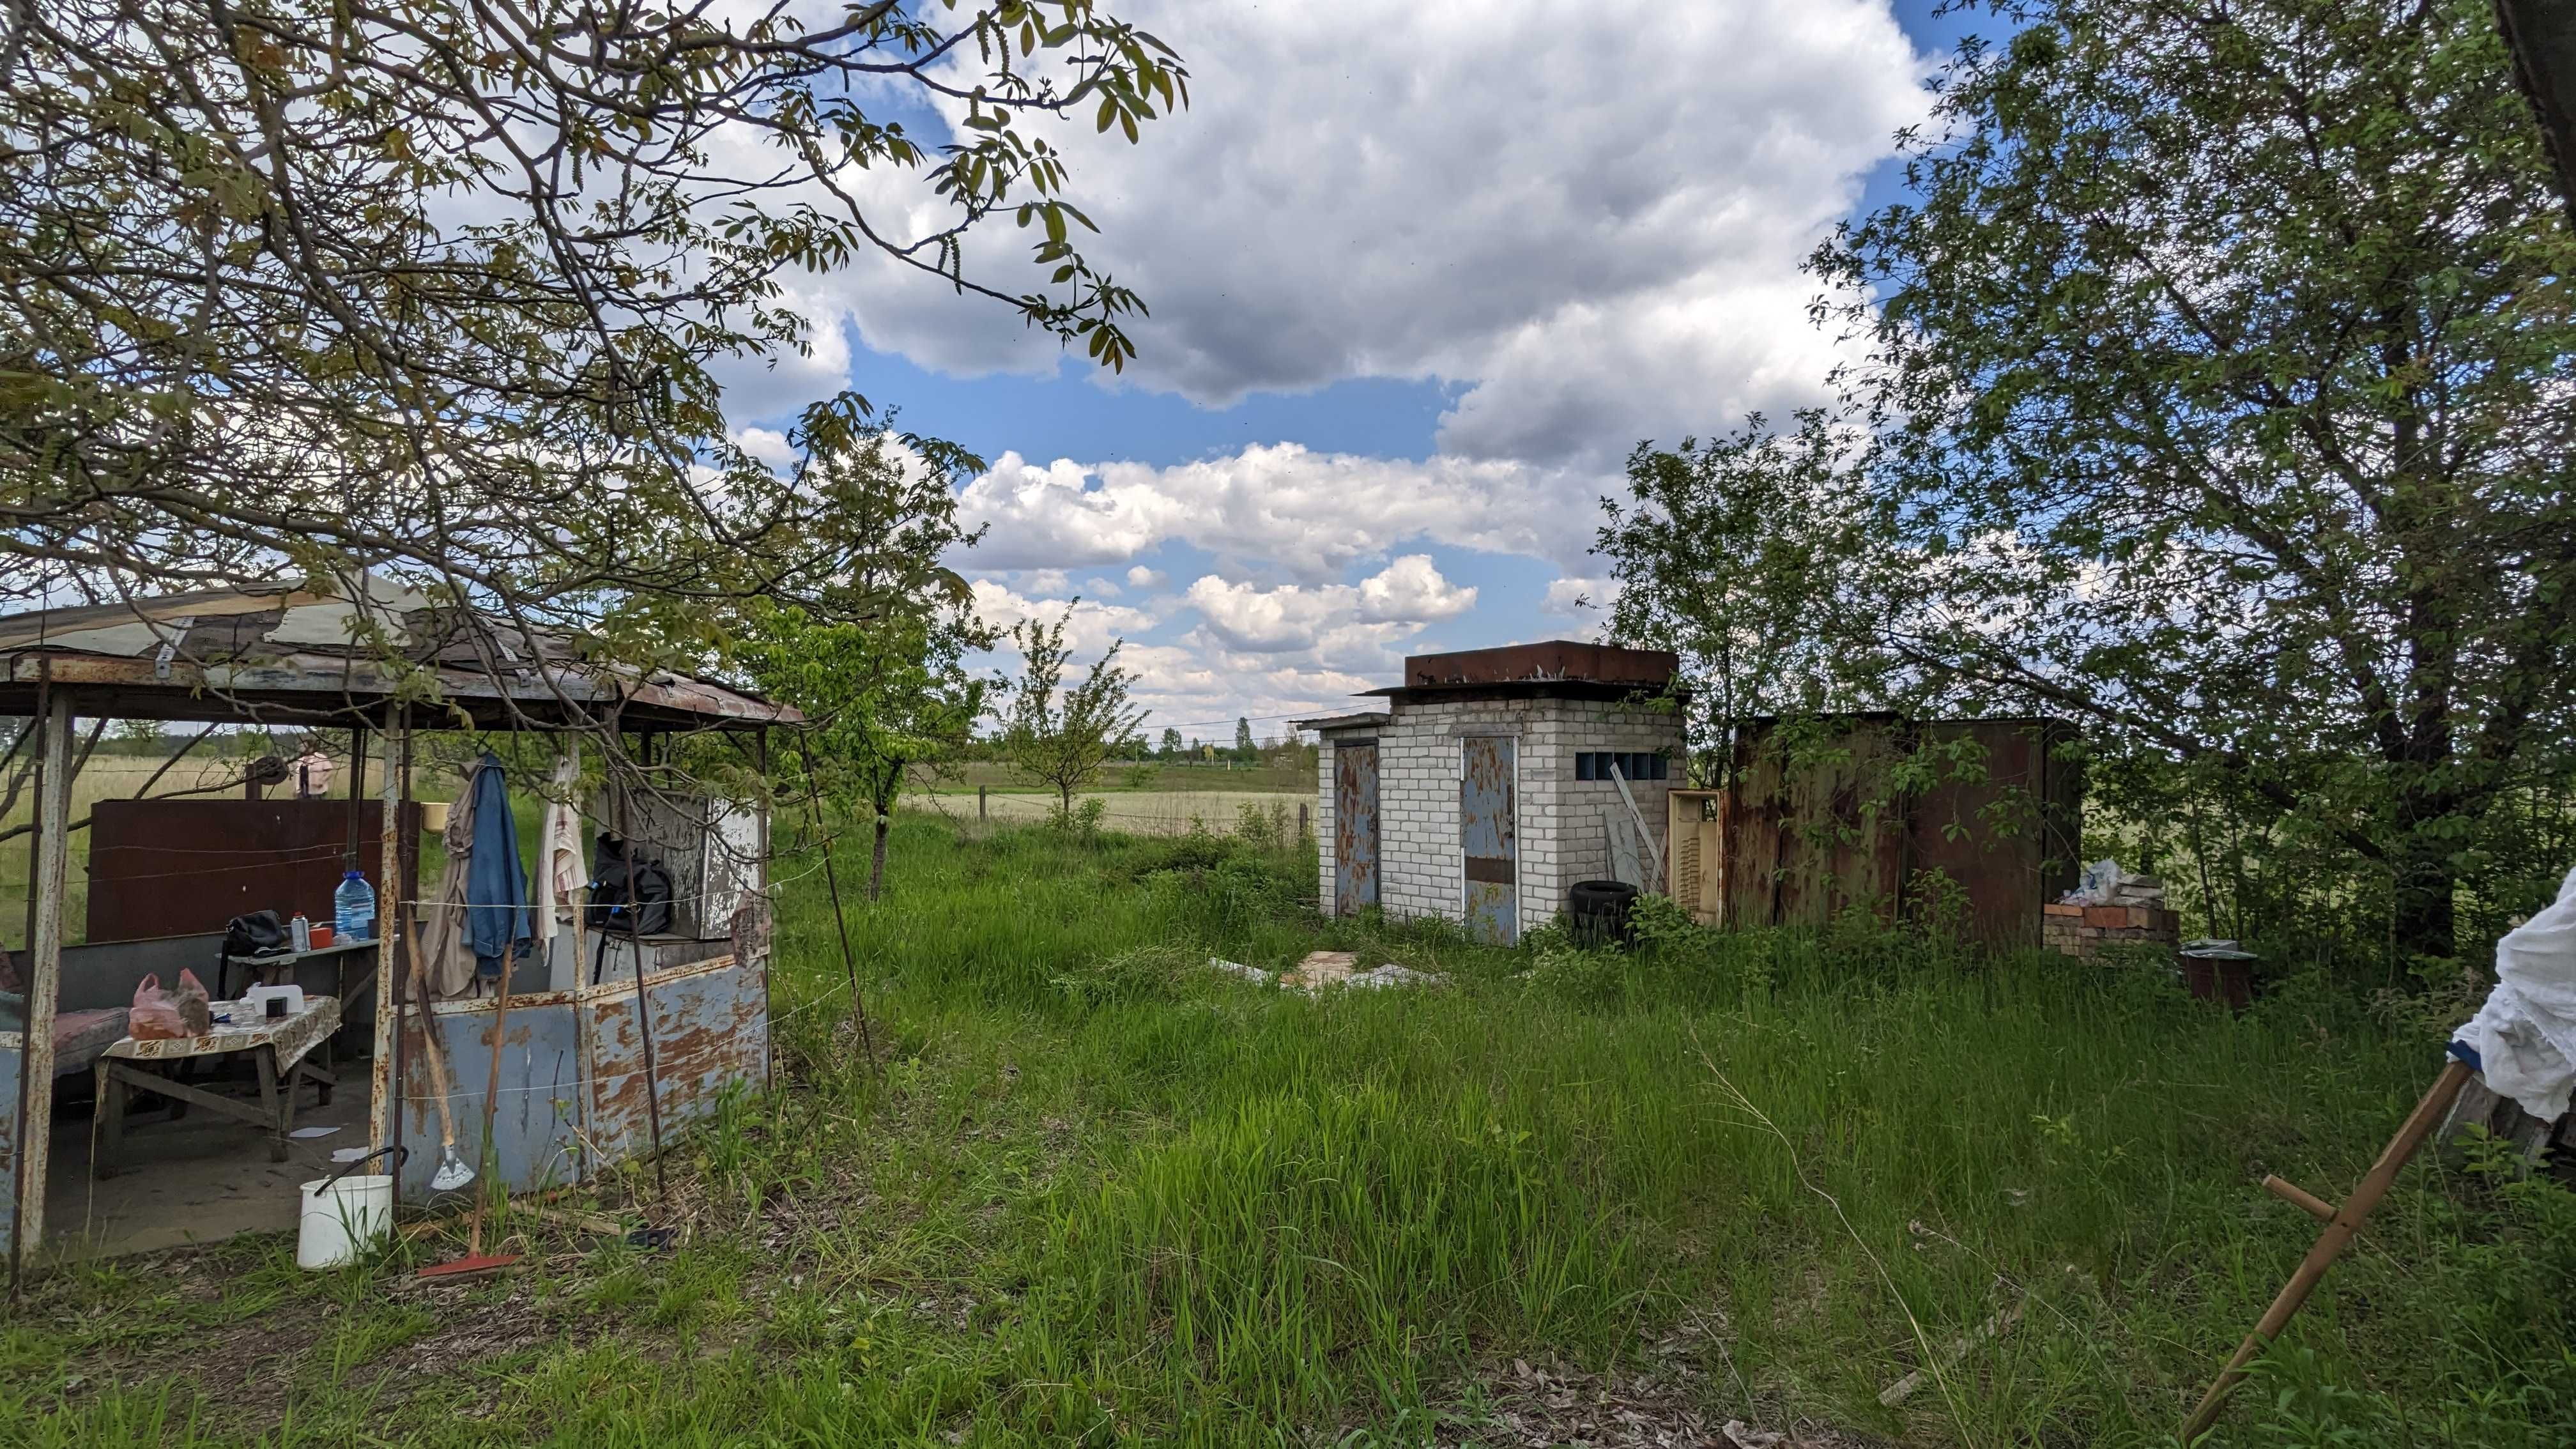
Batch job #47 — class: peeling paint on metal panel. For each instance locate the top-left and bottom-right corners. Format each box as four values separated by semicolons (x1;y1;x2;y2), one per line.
1460;735;1517;944
1333;743;1379;916
392;999;586;1199
581;959;766;1164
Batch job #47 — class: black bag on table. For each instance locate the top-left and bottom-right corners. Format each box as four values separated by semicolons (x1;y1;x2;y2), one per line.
219;908;292;999
224;910;291;959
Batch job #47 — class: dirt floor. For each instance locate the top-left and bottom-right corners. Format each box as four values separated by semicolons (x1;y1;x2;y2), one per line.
40;1064;370;1261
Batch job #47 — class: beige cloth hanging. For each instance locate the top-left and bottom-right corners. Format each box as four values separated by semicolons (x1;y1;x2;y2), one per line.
535;752;587;927
533;747;588;988
413;764;484;999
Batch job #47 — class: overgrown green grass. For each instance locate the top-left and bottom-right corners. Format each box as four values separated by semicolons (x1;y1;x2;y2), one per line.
6;811;2571;1446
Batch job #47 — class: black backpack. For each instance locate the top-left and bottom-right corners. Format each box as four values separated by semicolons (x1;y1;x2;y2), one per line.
586;835;674;937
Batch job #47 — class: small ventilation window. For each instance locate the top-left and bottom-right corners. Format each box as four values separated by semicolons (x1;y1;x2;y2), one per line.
1575;751;1667;782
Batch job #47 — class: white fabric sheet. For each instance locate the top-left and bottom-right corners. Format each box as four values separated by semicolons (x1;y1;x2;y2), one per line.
2457;863;2576;1121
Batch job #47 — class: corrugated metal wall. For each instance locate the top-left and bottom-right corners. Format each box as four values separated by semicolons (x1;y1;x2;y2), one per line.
1715;717;2081;946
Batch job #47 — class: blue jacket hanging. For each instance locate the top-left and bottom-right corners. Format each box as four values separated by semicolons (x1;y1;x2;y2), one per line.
463;752;537;977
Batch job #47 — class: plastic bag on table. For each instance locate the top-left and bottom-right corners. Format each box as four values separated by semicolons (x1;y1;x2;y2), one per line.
130;974;188;1039
171;966;214;1034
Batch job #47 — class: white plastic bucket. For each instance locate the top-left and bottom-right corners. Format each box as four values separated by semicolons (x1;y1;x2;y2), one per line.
296;1173;392;1269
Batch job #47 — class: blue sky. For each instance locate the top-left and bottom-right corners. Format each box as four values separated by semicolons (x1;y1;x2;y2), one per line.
726;1;1991;742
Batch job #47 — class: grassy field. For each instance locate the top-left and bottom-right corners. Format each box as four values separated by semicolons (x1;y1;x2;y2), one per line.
4;813;2572;1446
919;787;1308;837
918;759;1314;795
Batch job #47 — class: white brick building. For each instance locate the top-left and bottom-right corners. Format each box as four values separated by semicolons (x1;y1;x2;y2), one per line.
1294;643;1687;945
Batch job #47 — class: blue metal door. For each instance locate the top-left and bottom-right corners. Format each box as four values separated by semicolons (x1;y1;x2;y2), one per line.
1333;742;1379;916
1460;736;1517;944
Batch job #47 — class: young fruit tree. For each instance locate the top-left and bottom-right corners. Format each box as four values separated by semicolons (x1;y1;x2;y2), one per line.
0;0;1184;755
737;432;989;900
1604;0;2576;967
1000;610;1146;826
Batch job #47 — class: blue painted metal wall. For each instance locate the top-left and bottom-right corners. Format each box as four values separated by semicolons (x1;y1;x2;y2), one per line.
392;997;586;1201
1460;737;1518;944
1333;742;1379;916
0;1043;20;1254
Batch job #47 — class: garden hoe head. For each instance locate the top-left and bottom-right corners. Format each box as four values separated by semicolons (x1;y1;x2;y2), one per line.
429;1140;475;1193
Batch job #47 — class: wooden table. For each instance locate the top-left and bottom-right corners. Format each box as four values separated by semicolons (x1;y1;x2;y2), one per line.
93;995;341;1176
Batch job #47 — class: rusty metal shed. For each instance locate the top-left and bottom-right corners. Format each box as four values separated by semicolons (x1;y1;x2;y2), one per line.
1665;715;2083;946
1;576;795;1275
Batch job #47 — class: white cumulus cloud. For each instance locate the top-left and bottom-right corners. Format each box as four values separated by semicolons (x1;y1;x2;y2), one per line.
956;443;1602;579
801;1;1928;472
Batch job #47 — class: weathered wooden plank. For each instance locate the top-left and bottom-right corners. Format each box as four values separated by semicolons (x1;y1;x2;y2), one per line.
11;691;73;1275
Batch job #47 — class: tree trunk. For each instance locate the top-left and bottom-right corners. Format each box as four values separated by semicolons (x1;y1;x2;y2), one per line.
2390;825;2459;967
868;814;889;902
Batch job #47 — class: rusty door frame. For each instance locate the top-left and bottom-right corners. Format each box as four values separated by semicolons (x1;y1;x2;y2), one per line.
1331;738;1381;917
1457;733;1520;945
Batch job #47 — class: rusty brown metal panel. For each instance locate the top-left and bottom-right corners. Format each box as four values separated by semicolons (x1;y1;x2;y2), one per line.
1718;741;1788;928
1331;743;1379;916
86;799;418;944
1805;723;1911;926
1404;641;1678;689
581;958;765;1164
1721;718;1909;929
1905;719;2083;946
1714;716;2083;943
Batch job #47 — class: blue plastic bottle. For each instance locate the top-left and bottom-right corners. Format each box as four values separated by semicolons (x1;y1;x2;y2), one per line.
334;870;376;942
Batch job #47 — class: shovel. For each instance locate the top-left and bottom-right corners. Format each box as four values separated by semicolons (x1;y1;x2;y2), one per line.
399;927;475;1192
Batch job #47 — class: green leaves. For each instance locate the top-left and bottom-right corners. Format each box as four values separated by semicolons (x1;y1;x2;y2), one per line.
1632;0;2576;965
0;0;1185;704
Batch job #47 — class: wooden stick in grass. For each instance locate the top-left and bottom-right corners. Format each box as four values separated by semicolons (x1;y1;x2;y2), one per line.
2182;1059;2473;1441
466;939;517;1261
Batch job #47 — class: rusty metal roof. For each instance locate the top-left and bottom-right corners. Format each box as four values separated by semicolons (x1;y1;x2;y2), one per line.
1289;711;1391;733
1344;641;1687;706
0;577;795;730
1395;641;1679;689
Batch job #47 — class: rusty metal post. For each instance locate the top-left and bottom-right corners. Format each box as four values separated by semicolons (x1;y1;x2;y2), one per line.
753;726;774;1094
611;768;671;1202
7;666;55;1292
372;708;408;1206
795;735;877;1075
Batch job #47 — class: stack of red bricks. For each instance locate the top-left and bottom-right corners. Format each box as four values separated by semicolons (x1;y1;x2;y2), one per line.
2044;873;2181;958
